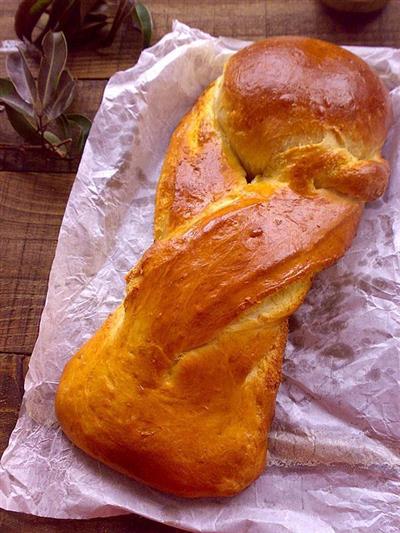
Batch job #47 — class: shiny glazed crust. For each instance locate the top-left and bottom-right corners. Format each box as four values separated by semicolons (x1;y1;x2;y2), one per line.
56;37;391;497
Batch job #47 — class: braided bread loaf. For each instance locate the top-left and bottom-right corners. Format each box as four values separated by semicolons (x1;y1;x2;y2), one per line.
56;37;391;498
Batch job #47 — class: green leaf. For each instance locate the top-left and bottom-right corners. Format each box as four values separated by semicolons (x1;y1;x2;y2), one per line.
4;104;41;144
6;48;37;104
0;78;35;117
45;69;75;120
14;0;52;42
133;3;153;48
43;130;68;157
66;113;91;153
37;31;68;111
30;0;53;14
55;113;71;140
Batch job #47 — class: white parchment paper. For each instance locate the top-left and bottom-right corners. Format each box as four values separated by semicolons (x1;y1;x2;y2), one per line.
1;21;399;532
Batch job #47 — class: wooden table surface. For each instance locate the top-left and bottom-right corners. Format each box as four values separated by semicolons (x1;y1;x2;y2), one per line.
1;0;399;531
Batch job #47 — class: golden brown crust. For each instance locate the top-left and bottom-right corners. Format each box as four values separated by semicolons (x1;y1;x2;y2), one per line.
154;83;246;239
56;36;391;498
217;36;391;190
224;36;391;151
127;187;362;356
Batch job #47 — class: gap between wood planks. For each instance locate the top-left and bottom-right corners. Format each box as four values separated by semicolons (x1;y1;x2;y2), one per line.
0;172;75;354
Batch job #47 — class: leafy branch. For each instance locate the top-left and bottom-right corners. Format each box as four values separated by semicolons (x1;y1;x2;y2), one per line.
0;32;91;159
0;1;152;160
15;0;153;51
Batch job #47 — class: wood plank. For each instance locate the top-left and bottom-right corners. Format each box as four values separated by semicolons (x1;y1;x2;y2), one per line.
0;172;74;353
267;0;400;46
0;354;26;456
145;0;400;46
0;80;107;173
0;509;179;532
147;0;268;41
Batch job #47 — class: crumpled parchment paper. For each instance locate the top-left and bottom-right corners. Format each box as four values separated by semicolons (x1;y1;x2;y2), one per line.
1;21;399;532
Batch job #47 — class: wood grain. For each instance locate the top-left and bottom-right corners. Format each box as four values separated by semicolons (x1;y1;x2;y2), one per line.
0;355;26;455
267;0;400;45
0;172;74;353
145;0;400;46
